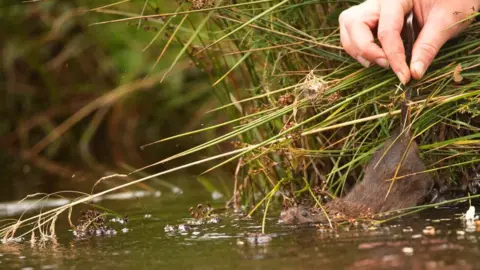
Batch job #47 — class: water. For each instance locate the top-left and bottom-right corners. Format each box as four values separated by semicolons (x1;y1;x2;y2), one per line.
0;175;479;270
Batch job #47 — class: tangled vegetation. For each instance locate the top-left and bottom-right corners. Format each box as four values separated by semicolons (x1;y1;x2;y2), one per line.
2;0;480;240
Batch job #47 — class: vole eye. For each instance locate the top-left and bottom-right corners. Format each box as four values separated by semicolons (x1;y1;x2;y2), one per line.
301;211;309;217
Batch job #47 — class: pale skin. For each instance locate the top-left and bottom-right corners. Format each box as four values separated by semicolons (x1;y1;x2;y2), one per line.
339;0;480;84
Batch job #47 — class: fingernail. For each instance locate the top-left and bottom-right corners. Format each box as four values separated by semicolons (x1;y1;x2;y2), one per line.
412;61;426;78
357;56;371;68
375;58;389;69
396;71;407;85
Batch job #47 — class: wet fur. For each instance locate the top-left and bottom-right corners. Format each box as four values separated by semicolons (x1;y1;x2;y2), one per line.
280;129;433;224
341;128;433;213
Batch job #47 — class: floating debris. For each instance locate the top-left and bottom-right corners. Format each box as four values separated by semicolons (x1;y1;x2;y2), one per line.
110;216;129;225
164;224;193;233
206;217;221;224
178;224;192;232
73;209;126;239
163;204;224;236
464;206;476;221
402;247;414;255
188;203;222;224
164;225;175;232
462;206;478;232
423;226;436;236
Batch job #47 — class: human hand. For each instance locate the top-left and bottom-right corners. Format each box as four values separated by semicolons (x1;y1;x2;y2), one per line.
339;0;479;84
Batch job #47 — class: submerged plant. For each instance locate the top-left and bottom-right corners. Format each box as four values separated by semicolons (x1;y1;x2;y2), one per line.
2;0;480;239
73;209;124;238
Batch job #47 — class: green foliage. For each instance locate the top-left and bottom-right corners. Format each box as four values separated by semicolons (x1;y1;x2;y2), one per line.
2;0;480;238
125;1;480;212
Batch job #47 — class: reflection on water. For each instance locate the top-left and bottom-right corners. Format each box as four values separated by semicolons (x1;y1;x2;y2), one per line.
0;190;164;217
0;177;479;269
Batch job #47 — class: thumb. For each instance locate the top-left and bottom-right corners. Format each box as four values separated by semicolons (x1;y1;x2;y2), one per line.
410;20;455;80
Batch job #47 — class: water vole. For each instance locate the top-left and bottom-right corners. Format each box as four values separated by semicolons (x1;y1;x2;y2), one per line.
279;129;434;224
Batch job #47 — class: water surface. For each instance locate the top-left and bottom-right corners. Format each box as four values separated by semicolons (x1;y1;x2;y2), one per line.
0;175;478;270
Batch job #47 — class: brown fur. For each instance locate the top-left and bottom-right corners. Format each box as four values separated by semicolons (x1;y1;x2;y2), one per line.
279;129;433;225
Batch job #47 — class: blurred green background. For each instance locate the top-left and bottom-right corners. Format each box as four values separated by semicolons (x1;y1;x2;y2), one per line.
0;0;228;200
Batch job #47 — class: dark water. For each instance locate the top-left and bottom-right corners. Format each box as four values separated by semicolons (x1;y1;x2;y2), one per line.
0;175;479;270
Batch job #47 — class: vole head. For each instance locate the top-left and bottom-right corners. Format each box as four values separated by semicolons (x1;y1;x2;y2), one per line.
279;206;317;224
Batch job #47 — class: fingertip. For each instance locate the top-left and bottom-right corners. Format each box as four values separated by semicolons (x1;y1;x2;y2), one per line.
404;69;411;84
395;66;411;85
387;54;410;84
357;55;371;68
347;22;387;67
410;41;438;80
411;61;426;80
395;71;407;85
410;19;451;80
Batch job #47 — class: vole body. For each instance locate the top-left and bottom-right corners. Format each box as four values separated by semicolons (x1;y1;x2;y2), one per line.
279;129;434;225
